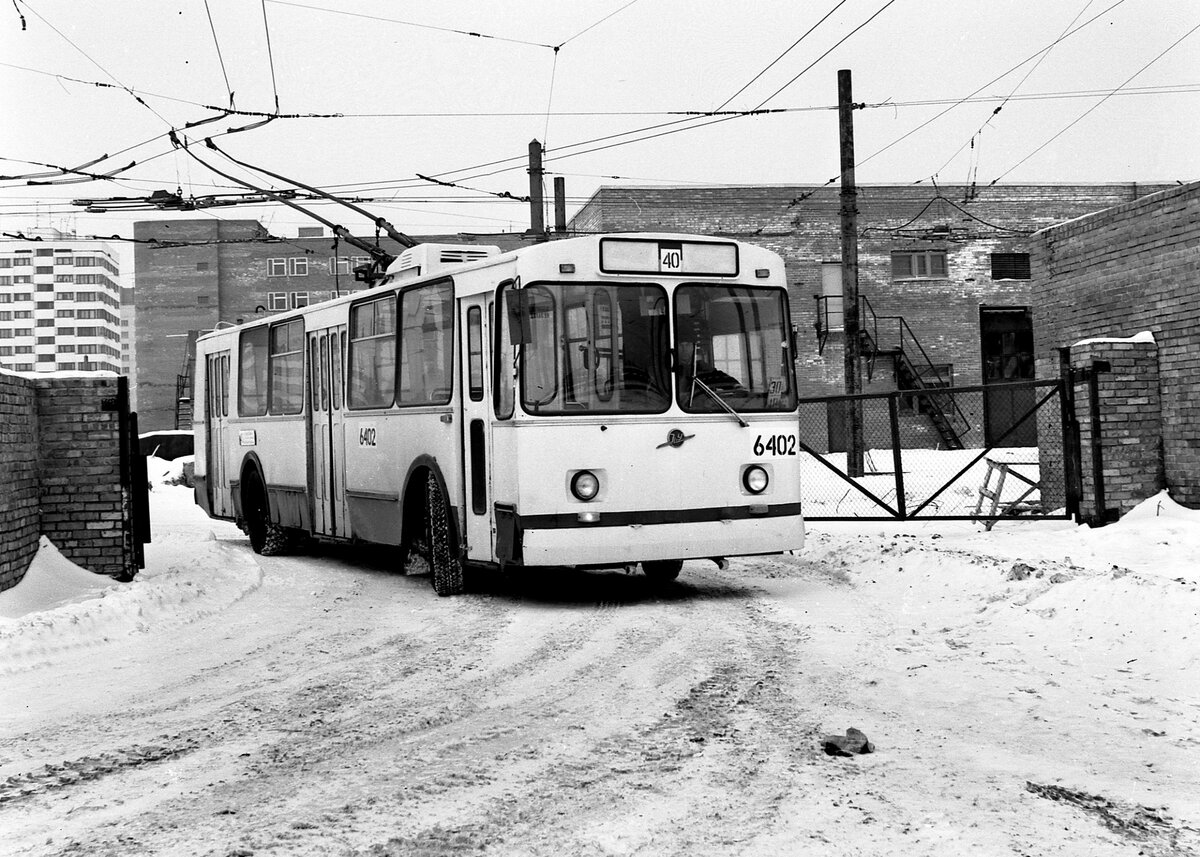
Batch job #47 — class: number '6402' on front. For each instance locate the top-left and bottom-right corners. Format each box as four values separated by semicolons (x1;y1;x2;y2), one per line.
753;434;797;456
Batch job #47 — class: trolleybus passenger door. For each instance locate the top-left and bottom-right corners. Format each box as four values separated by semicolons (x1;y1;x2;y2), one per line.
459;297;493;561
206;351;233;517
308;327;348;537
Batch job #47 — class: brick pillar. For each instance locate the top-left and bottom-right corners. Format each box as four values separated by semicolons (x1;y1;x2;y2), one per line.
35;377;132;580
1071;338;1165;521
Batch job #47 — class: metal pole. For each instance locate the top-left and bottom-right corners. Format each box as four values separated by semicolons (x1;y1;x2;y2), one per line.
554;176;567;234
838;69;864;477
528;139;545;237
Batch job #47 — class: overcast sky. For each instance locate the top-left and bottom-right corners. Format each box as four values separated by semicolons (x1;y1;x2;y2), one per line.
2;0;1197;254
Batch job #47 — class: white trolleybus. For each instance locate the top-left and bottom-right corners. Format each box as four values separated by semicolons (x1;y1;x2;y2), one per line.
194;234;804;595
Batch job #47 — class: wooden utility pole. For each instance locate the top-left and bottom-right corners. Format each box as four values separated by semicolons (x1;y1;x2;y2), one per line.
528;139;545;237
553;176;567;234
838;69;865;477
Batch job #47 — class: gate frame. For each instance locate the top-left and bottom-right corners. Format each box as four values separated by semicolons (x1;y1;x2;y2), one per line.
797;378;1084;523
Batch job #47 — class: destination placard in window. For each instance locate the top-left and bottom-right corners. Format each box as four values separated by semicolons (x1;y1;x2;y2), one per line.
599;238;738;276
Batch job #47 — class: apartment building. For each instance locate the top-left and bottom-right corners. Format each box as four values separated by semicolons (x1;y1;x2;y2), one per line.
0;232;121;375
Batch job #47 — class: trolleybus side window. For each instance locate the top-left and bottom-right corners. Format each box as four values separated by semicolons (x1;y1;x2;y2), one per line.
673;285;796;413
238;326;270;416
269;319;305;415
221;354;230;416
348;295;397;409
494;282;515;420
467;306;484;402
331;331;343;410
398;279;454;406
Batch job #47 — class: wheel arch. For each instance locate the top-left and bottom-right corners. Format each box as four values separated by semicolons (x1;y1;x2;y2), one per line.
400;454;461;556
234;451;267;521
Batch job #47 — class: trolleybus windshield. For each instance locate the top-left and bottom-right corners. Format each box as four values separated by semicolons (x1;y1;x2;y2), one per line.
512;282;794;415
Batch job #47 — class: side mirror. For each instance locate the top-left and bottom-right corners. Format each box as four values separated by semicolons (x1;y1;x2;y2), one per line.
504;288;532;346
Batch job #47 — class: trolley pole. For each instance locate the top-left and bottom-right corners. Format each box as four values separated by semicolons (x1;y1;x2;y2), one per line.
528;139;546;238
838;69;865;478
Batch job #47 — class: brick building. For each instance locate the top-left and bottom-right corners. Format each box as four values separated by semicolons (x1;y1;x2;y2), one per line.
131;219;526;432
1032;181;1200;509
571;183;1173;446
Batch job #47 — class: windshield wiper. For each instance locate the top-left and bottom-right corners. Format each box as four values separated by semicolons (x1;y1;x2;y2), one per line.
690;376;749;428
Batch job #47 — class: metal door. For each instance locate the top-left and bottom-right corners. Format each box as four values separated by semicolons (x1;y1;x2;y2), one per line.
206;351;233;517
308;326;348;537
459;297;493;561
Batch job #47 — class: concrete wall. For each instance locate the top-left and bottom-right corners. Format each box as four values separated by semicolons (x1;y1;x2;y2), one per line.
0;372;135;592
1032;182;1200;508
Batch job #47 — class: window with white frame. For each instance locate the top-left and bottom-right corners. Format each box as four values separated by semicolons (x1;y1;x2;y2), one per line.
329;256;352;276
290;291;310;309
891;250;947;280
820;262;844;331
267;291;289;311
267;258;287;277
288;257;308;276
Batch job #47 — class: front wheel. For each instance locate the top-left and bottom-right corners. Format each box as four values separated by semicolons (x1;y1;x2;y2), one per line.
642;559;683;582
243;474;290;557
427;473;464;596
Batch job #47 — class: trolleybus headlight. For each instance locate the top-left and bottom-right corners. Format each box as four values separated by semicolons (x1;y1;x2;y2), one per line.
570;470;600;502
743;465;769;495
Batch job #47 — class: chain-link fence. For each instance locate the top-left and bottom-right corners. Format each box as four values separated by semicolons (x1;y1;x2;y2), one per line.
796;380;1072;522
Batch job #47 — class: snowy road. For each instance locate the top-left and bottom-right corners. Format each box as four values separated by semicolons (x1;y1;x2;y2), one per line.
2;483;1199;856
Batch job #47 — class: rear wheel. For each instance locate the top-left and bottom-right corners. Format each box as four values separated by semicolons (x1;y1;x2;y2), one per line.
427;473;464;596
642;559;683;582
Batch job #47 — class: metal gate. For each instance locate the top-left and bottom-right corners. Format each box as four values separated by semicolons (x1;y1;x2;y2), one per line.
796;379;1083;524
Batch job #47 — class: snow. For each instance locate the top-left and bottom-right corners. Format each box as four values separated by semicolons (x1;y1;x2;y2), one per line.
1073;330;1157;347
1;456;1197;854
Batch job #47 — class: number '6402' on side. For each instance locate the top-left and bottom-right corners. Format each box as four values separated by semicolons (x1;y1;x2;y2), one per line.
753;434;797;456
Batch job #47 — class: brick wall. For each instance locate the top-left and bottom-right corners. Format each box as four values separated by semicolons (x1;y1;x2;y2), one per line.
1033;182;1200;509
0;373;40;591
0;372;134;592
36;377;131;580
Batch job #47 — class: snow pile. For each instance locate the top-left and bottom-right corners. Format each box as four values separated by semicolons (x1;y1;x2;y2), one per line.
0;457;258;675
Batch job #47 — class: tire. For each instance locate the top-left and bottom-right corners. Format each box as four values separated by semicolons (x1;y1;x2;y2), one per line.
642;559;683;582
244;473;289;557
427;473;464;596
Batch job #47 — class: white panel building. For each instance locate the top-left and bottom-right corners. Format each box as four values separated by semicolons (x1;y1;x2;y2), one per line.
0;233;121;374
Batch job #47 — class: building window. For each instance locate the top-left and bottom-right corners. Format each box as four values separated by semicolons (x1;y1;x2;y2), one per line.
36;319;54;328
55;274;74;283
891;250;947;280
329;256;352;276
820;262;844;332
990;252;1031;280
35;248;53;257
0;346;10;355
196;261;210;271
267;291;288;311
57;344;76;353
289;257;308;276
267;258;287;277
197;295;211;306
35;266;53;275
290;291;310;309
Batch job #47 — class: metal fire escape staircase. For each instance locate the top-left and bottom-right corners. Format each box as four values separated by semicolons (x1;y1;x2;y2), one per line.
175;353;194;430
816;295;969;449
